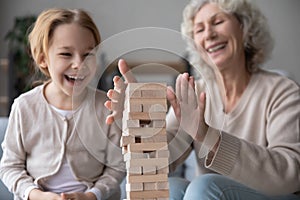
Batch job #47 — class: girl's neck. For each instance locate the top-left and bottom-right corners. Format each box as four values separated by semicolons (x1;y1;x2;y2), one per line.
43;82;87;110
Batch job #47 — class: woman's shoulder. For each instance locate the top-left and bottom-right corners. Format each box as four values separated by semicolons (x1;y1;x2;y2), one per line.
255;69;299;90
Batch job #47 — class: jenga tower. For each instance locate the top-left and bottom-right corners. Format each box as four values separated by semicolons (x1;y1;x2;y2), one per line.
121;83;170;200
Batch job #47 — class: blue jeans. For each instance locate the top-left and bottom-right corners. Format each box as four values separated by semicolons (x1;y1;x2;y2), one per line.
169;174;300;200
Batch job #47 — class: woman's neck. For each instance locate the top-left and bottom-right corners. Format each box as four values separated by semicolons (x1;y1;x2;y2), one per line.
221;67;251;113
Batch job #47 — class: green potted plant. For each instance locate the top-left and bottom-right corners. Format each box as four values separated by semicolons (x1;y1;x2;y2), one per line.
5;15;36;107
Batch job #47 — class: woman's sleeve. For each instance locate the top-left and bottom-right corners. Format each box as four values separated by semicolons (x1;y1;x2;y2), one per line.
167;106;194;172
206;83;300;195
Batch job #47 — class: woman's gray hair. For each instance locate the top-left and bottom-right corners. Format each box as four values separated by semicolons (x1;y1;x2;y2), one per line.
181;0;274;74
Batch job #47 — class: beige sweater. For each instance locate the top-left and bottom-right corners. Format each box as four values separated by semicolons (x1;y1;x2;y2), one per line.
0;85;125;199
167;69;300;196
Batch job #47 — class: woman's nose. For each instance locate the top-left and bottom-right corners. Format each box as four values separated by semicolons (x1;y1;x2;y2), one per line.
204;26;217;40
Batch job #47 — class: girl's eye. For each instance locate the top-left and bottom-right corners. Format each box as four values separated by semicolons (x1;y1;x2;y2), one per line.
59;52;72;57
84;52;95;57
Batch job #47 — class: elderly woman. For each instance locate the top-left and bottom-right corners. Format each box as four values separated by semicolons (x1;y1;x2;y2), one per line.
105;0;300;199
165;0;300;199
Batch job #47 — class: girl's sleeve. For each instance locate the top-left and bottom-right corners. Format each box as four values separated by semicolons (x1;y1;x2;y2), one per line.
0;99;37;198
93;121;125;199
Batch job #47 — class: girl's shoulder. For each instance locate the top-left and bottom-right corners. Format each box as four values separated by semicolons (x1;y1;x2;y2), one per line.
13;85;44;105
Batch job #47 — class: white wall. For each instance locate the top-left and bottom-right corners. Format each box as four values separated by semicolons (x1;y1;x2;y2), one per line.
0;0;299;83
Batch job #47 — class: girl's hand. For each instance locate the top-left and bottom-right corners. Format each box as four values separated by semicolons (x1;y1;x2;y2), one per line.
167;73;208;142
29;189;61;200
61;192;96;200
105;59;137;125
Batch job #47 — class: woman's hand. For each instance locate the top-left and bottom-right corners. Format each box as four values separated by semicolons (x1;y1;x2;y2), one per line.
167;73;208;142
105;59;137;125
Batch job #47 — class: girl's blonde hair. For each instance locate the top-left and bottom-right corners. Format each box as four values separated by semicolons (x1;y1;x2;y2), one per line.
181;0;274;73
28;8;101;77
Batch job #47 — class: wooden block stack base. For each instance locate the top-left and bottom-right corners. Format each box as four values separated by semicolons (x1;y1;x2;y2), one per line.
122;83;170;200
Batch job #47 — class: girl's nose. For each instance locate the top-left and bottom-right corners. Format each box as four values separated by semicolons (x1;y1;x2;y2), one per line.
71;55;84;69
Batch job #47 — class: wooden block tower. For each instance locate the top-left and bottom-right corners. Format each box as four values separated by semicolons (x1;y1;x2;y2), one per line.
121;83;170;200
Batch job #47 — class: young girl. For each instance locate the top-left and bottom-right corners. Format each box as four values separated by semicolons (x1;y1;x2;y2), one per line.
0;8;125;200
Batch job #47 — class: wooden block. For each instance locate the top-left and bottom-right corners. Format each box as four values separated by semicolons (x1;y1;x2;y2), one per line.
127;166;142;175
124;127;166;137
143;182;157;191
142;165;157;175
127;83;167;94
149;150;169;158
157;166;169;174
122;118;140;130
126;85;142;98
140;135;167;143
127;98;166;108
128;142;168;152
124;152;148;162
156;181;169;190
124;99;142;112
126;190;169;199
152;120;166;128
120;135;135;147
128;112;166;120
126;183;143;191
123;198;143;200
141;89;166;98
126;158;169;169
142;103;167;112
122;146;128;154
127;174;168;183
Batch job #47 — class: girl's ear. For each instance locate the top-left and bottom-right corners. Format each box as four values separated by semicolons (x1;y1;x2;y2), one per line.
39;54;48;69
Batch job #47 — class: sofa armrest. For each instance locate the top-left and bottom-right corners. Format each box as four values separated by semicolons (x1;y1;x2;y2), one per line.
0;117;14;200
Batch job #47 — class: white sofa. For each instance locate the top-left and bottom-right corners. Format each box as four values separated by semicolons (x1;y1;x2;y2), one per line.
0;117;13;200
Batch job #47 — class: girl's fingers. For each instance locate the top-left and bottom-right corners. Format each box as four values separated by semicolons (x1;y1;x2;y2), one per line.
113;76;125;92
118;59;137;83
107;89;120;100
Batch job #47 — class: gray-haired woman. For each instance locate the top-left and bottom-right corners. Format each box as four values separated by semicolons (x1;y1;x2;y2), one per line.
105;0;300;199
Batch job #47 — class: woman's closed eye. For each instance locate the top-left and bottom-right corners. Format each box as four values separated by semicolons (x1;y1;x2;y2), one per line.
193;25;204;34
213;17;225;26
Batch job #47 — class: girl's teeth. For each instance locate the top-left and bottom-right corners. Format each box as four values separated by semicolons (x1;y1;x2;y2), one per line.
66;75;85;81
68;75;84;80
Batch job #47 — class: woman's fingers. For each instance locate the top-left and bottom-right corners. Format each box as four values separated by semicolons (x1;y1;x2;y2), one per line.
199;92;206;115
175;74;182;102
187;76;197;108
181;73;189;103
167;86;181;117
